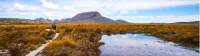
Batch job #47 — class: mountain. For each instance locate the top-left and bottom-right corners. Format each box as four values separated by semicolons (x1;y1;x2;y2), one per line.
0;18;50;24
35;18;46;20
35;18;52;21
115;20;129;24
173;21;199;24
64;11;128;23
61;18;72;22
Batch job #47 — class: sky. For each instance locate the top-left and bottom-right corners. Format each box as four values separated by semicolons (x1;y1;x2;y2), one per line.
0;0;199;23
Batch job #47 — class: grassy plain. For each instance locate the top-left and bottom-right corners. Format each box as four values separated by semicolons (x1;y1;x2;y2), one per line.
42;23;199;56
0;24;53;56
0;23;198;56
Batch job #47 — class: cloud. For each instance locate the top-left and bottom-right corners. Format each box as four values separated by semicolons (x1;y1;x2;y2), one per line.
103;0;198;10
0;0;198;22
40;0;59;9
6;0;199;16
42;0;198;18
120;10;129;14
44;12;53;17
133;11;137;14
110;15;199;23
13;3;25;11
11;2;42;12
59;0;198;13
19;12;27;15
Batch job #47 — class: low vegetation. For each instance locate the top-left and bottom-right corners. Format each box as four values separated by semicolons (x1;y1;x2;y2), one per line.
42;23;199;56
43;27;102;56
0;23;198;56
0;24;52;56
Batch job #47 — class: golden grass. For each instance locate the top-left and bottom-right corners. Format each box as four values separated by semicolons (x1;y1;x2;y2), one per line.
56;23;199;47
0;24;52;56
41;23;199;56
43;27;102;56
0;23;199;56
43;38;76;56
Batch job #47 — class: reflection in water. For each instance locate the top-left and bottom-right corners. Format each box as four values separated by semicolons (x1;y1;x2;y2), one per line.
99;34;198;56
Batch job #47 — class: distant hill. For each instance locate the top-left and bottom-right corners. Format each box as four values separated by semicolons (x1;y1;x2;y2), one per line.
115;20;129;24
0;11;129;24
173;21;199;24
62;11;129;23
61;18;71;22
34;18;51;21
0;18;50;24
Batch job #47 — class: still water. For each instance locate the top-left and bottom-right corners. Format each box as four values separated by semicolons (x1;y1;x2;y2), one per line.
99;34;198;56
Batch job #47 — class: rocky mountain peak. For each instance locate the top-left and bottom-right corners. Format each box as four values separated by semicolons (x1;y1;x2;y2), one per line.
72;11;102;20
61;11;129;24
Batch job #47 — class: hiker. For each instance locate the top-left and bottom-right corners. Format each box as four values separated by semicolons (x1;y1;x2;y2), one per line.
51;22;56;31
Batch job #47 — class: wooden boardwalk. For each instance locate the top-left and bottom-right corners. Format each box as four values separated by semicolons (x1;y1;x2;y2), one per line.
26;33;59;56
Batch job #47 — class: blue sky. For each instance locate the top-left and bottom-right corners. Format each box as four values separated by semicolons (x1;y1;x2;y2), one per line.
0;0;199;23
